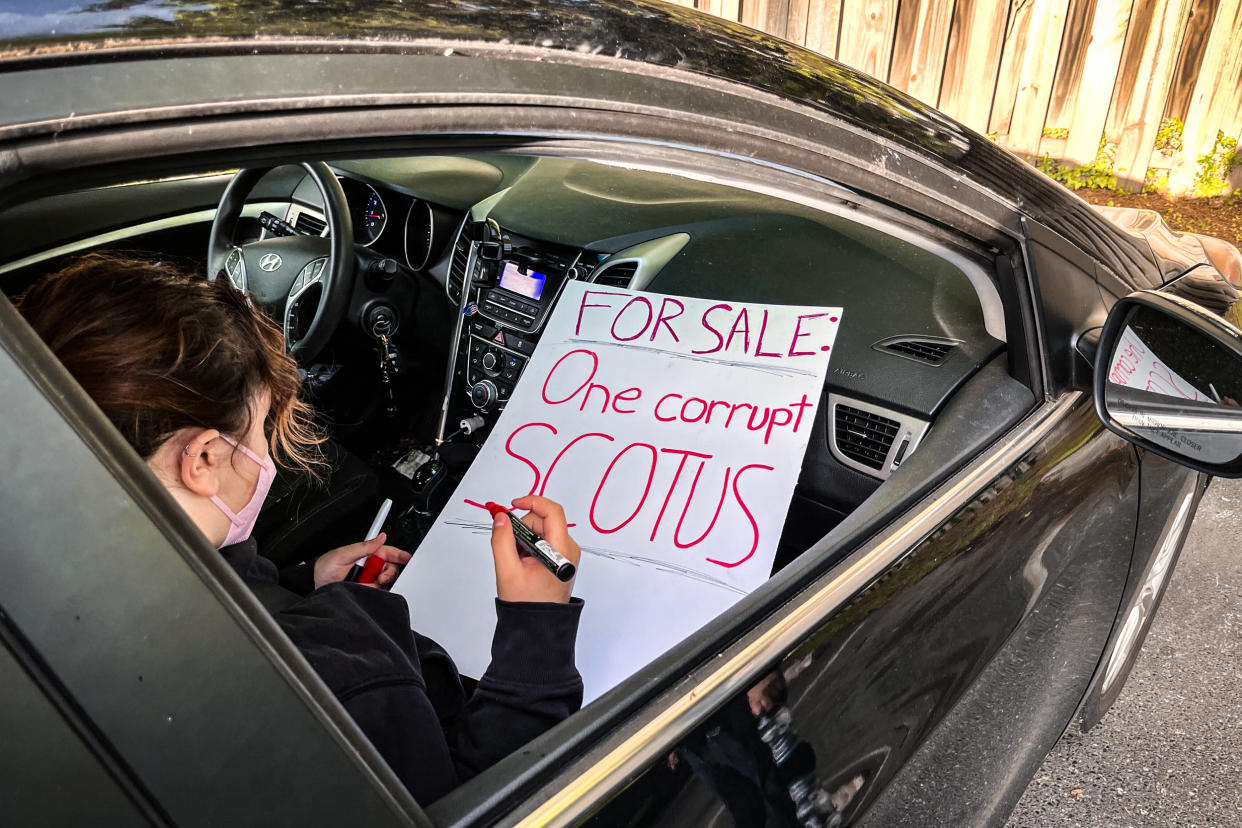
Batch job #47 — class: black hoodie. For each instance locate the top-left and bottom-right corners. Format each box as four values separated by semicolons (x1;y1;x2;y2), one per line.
220;539;584;804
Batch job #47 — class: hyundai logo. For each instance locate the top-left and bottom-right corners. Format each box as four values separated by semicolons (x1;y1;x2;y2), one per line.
258;253;283;272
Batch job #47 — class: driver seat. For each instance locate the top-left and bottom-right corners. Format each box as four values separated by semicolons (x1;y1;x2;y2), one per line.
253;439;379;587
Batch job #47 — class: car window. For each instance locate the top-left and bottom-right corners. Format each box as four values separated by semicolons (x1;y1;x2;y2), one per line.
316;152;1020;818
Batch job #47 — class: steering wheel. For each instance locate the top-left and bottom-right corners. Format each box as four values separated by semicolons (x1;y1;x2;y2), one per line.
207;162;356;364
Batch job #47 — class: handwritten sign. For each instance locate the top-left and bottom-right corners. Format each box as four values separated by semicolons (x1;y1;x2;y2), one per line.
393;282;841;700
1108;325;1242;463
1109;325;1210;401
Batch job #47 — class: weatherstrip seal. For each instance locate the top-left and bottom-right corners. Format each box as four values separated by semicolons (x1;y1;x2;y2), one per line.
510;390;1084;827
0;202;289;275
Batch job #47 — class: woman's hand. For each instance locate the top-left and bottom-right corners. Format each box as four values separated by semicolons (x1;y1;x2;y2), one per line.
314;533;411;590
490;495;582;604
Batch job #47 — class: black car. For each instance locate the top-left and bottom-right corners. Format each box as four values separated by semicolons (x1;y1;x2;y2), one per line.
3;2;1242;826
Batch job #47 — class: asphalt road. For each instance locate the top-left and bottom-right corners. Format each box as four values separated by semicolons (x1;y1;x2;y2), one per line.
1005;475;1242;827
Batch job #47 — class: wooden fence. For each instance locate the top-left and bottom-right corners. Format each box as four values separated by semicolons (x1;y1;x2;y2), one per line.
670;0;1242;195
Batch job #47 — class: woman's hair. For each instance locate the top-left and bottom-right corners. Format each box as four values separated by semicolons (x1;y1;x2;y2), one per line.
17;251;325;477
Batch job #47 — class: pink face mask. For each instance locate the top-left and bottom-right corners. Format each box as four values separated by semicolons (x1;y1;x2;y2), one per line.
208;434;276;548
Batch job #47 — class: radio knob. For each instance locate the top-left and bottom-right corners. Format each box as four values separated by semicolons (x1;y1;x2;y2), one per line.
469;380;498;410
482;351;499;373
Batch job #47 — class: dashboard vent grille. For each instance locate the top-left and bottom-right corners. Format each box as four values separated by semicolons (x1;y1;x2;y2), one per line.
834;404;900;470
447;232;470;304
878;337;956;365
592;262;638;289
294;212;326;236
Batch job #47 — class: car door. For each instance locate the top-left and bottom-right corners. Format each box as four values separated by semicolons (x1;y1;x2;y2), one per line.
0;298;421;826
0;32;1187;828
454;265;1143;826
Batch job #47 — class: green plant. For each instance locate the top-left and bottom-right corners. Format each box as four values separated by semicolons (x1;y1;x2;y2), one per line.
1192;130;1240;197
1143;168;1169;194
1154;116;1184;153
1034;136;1118;191
1042;126;1069;140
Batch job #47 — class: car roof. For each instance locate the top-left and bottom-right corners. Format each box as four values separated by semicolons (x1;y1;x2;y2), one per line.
0;0;988;165
0;0;1161;289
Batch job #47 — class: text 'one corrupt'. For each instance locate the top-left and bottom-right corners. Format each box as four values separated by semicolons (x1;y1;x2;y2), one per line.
540;348;816;445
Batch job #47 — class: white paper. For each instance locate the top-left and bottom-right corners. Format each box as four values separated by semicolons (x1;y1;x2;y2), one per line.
394;282;841;701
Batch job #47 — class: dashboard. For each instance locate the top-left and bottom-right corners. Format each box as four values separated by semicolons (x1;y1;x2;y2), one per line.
0;153;1008;535
283;155;1006;505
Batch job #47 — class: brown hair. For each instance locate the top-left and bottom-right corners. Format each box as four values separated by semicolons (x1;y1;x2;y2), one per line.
17;251;325;477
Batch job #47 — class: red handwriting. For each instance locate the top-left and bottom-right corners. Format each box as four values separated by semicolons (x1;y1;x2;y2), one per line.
590;442;658;533
705;464;773;568
540;347;813;443
1110;339;1146;386
653;392;813;444
611;296;654;341
1145;366;1208;401
789;313;832;357
505;422;775;568
575;290;632;336
575;290;835;358
542;348;643;416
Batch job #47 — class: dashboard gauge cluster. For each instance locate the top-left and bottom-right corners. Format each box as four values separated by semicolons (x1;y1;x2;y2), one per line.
404;200;435;271
359;188;386;245
338;177;387;247
404;198;452;271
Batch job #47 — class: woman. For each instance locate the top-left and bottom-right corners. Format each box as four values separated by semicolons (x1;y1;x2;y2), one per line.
18;252;584;804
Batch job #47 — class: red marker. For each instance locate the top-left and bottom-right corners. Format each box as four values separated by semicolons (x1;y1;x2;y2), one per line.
486;501;576;582
347;498;393;585
355;554;387;585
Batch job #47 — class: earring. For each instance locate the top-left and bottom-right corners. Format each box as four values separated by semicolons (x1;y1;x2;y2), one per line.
183;444;200;458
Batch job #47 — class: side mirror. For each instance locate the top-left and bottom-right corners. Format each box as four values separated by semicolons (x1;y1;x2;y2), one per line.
1095;290;1242;477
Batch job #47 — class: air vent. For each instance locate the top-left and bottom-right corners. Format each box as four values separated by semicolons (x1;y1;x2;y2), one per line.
294;212;326;236
876;337;958;365
592;261;638;289
834;404;900;471
447;231;471;304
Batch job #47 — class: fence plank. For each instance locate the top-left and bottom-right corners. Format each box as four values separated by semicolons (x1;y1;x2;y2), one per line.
1169;0;1242;192
836;0;899;80
988;0;1035;138
1105;0;1158;137
763;0;794;38
889;0;957;104
1162;0;1220;122
1045;0;1100;130
705;0;743;20
1110;0;1193;190
1063;0;1135;165
741;0;769;29
1007;0;1073;155
784;0;813;43
939;0;1010;132
805;0;843;56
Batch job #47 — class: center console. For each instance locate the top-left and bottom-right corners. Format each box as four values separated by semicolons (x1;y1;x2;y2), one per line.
438;218;590;438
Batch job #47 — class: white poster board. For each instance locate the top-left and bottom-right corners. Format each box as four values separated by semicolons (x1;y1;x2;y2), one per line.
394;281;841;701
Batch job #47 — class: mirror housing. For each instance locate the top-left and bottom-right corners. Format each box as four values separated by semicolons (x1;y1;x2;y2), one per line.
1094;290;1242;477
